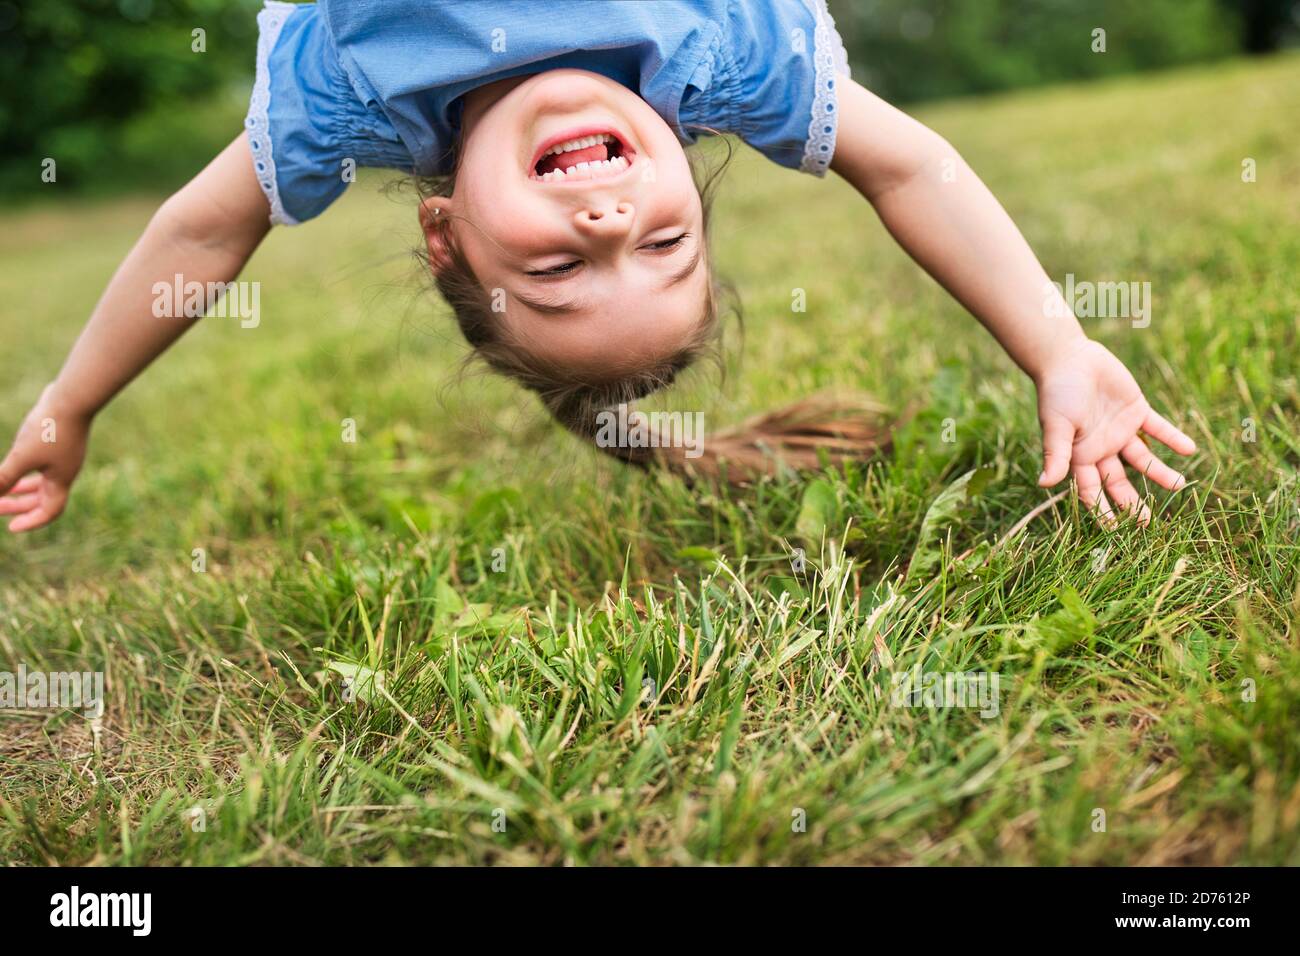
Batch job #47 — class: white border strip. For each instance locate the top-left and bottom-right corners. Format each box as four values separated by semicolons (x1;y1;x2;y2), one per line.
246;1;300;225
799;0;852;177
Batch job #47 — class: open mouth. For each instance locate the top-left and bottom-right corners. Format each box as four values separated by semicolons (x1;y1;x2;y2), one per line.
530;129;634;183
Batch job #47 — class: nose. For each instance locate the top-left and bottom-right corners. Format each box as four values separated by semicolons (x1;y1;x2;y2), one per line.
573;200;634;238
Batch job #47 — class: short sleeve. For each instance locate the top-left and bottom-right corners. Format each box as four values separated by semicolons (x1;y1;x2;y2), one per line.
679;0;851;177
245;1;350;226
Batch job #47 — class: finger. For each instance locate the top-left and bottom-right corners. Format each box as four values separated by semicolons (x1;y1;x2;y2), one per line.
6;475;42;496
1038;413;1075;486
1098;455;1151;525
0;453;33;496
1072;463;1115;526
1142;410;1196;456
1121;437;1186;492
7;491;65;533
0;493;39;516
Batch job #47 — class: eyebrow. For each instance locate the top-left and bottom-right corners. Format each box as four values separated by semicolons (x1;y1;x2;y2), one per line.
512;247;703;316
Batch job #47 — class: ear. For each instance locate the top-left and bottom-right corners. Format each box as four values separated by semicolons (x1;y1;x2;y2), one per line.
418;196;455;274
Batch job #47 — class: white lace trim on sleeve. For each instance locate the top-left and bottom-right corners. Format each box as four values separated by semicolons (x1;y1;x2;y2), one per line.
798;0;852;177
245;1;300;226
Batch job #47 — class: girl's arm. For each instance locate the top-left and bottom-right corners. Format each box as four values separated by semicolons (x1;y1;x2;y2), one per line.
831;80;1195;521
0;132;270;532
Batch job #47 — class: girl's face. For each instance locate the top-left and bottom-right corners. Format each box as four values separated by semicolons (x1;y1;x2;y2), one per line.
425;69;708;376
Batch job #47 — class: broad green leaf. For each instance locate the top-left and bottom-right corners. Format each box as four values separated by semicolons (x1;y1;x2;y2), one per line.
905;466;996;585
327;661;384;703
676;546;722;566
1018;587;1098;653
796;478;838;547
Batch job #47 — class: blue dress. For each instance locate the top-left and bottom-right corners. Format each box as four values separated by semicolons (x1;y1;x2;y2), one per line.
246;0;850;225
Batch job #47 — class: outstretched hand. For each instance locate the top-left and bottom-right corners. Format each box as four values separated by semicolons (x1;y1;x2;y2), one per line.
1035;339;1195;524
0;385;90;532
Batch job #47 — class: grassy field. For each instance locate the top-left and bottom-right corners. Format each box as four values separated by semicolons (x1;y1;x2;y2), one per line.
2;54;1298;866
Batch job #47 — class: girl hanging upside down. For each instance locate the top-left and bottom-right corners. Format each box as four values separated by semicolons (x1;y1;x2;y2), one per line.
0;0;1194;532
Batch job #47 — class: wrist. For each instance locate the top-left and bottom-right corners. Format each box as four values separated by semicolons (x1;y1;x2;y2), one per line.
42;379;99;425
1028;329;1092;387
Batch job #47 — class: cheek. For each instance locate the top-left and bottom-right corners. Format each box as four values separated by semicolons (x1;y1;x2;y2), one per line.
461;179;556;250
643;159;703;221
456;131;537;235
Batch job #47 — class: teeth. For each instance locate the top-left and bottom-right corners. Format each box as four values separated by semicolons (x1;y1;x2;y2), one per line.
532;154;630;182
543;133;615;157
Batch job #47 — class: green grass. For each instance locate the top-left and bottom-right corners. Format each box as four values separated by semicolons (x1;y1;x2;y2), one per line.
2;54;1298;866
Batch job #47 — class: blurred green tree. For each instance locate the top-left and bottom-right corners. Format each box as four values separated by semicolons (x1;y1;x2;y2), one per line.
1;0;261;199
2;0;1293;200
829;0;1246;103
1238;0;1298;52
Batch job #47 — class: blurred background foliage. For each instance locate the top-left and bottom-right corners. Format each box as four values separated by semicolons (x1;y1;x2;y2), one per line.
836;0;1273;101
1;0;1297;201
0;0;261;199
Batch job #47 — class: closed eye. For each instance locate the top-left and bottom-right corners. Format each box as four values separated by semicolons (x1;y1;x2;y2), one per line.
525;260;581;277
642;232;689;252
523;233;690;277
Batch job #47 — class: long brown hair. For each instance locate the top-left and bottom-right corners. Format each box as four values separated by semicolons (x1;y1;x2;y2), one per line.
417;142;891;484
